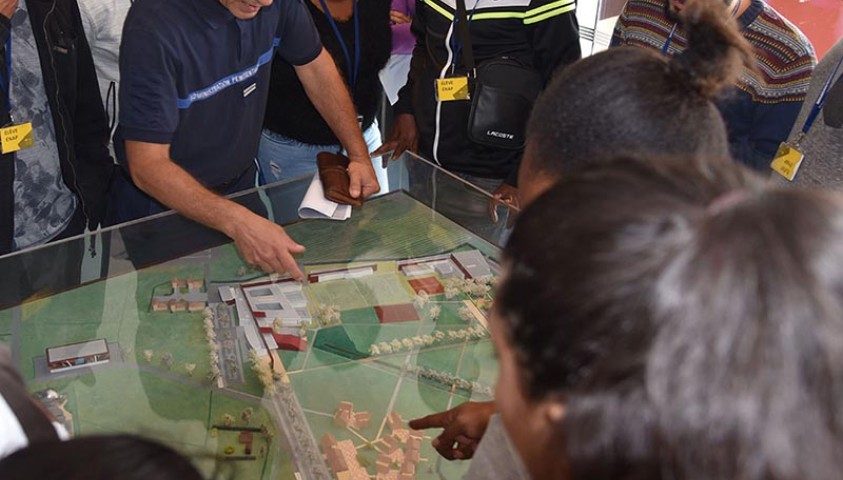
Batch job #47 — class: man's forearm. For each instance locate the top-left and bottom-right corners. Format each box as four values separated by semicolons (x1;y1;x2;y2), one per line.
296;49;369;160
126;142;250;237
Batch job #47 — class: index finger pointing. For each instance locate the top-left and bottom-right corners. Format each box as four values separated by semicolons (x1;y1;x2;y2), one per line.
409;411;450;430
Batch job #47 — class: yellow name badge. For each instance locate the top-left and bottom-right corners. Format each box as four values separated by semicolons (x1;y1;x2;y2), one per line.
435;76;470;102
1;122;34;154
770;142;804;181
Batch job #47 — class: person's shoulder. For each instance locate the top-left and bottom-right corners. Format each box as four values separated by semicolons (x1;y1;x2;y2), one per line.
620;0;669;18
124;0;193;32
747;1;816;64
735;0;815;102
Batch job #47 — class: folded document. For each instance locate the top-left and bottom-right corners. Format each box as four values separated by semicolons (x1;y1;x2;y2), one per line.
297;172;352;221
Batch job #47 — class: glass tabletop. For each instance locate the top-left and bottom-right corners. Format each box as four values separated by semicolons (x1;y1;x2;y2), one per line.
0;152;514;479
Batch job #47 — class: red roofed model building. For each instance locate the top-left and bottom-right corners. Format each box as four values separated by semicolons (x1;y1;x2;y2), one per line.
374;304;420;324
408;277;445;295
272;333;307;352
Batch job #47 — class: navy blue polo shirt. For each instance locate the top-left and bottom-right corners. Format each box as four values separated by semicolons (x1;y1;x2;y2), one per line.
116;0;322;188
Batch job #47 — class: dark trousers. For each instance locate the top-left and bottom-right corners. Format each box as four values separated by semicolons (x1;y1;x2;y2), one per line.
0;206;86;308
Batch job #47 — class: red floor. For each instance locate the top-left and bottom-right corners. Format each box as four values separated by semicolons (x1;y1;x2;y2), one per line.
767;0;842;59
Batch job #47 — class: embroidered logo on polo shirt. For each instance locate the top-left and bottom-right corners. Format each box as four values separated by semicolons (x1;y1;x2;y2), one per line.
243;83;257;98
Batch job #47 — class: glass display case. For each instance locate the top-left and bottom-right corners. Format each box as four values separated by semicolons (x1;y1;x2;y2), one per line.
0;153;516;480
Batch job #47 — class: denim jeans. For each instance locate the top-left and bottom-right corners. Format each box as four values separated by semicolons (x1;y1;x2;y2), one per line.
257;121;388;193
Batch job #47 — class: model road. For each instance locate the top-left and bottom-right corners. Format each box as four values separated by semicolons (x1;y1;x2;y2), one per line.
266;382;332;480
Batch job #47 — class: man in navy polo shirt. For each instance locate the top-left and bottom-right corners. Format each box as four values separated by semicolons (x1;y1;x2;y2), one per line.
111;0;379;279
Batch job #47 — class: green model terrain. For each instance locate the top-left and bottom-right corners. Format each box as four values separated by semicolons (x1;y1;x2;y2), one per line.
1;192;499;480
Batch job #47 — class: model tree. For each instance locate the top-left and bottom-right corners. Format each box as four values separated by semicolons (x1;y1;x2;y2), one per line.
315;304;341;327
160;352;174;370
221;413;235;427
458;306;474;322
185;363;197;376
143;350;154;363
368;345;381;356
272;316;284;333
413;291;430;308
428;305;442;321
241;407;254;425
263;429;274;446
249;350;277;394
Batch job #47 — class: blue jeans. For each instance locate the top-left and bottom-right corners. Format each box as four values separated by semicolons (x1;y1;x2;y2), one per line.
257;122;388;192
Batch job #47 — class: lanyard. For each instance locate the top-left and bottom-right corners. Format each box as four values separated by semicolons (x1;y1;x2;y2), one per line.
662;24;678;54
317;0;360;93
799;55;843;139
450;0;479;70
662;1;738;55
1;34;11;113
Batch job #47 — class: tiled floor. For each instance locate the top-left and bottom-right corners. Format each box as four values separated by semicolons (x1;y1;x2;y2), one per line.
768;0;842;59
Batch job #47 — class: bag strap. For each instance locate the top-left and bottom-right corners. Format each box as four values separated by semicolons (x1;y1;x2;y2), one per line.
455;0;476;77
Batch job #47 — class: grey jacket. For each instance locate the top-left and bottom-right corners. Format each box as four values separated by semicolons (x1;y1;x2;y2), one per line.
464;414;530;480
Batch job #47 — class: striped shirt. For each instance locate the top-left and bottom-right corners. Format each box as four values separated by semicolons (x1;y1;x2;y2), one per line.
612;0;816;170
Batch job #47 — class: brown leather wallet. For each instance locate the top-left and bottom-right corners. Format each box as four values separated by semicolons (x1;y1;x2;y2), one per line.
317;152;363;207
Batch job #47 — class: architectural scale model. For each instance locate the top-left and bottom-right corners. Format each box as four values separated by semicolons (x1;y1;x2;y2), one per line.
3;192;501;480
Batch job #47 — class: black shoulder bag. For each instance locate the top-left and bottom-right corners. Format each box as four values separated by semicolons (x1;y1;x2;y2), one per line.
456;0;543;150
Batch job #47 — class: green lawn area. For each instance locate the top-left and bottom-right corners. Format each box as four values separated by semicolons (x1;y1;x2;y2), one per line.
30;367;283;480
458;340;498;392
285;194;499;264
207;244;250;282
355;274;415;306
432;300;472;326
341;307;380;325
344;323;425;352
313;326;368;361
289;361;400;441
278;348;308;372
308;279;370;310
16;281;111;380
0;309;11;336
134;267;213;382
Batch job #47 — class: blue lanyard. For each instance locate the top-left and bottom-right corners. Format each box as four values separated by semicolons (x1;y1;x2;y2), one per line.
662;23;678;54
1;34;11;113
450;0;479;69
317;0;360;93
800;55;843;138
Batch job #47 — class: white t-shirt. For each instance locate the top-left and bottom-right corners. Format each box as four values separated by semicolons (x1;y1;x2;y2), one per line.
0;346;68;460
78;0;132;132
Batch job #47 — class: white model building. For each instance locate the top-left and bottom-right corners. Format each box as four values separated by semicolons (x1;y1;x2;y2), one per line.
451;251;492;279
46;339;110;373
242;280;311;329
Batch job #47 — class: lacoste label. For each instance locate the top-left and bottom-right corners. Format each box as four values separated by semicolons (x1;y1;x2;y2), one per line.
487;130;514;140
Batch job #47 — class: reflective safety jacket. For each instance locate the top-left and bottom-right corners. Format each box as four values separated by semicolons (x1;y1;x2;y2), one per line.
395;0;581;184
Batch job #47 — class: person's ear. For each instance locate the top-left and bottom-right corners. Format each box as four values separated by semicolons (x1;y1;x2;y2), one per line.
543;399;566;424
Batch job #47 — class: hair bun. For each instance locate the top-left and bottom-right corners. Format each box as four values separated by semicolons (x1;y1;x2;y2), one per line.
668;0;755;98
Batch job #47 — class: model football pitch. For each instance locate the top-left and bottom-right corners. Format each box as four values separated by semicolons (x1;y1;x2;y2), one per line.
1;193;499;479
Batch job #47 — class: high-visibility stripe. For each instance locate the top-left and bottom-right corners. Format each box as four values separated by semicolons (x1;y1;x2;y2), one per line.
424;0;454;20
424;0;572;22
525;0;575;18
523;2;575;24
472;11;526;20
